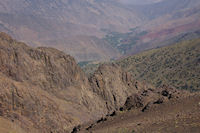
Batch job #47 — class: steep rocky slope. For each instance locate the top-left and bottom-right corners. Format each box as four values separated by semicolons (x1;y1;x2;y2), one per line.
0;33;199;133
0;32;93;132
0;32;148;132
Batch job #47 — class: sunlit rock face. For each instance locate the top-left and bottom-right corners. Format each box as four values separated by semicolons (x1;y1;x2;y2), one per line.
0;32;149;132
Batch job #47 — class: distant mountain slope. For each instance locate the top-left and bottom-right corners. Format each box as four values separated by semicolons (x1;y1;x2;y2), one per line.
117;39;200;91
0;0;142;61
133;0;200;18
40;35;121;61
103;6;200;55
1;0;200;61
118;0;166;5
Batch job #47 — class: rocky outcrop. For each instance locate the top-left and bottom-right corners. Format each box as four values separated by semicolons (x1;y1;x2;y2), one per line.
0;33;150;133
89;64;151;114
0;32;191;133
0;32;92;132
122;85;190;112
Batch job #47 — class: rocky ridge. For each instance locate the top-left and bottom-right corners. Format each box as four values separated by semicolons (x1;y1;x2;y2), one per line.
0;32;148;133
0;32;196;133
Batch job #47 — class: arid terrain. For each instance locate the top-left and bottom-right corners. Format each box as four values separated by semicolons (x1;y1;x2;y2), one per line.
0;32;153;133
0;32;199;133
0;0;200;132
83;93;200;133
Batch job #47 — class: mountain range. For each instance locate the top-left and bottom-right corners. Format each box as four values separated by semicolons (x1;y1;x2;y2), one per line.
1;0;200;61
1;0;200;132
0;0;141;61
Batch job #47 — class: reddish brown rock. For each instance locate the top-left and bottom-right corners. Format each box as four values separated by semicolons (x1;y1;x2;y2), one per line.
0;33;148;132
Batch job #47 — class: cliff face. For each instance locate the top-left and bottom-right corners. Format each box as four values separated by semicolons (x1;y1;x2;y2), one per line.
89;64;151;113
0;32;91;132
0;32;84;89
0;33;149;133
